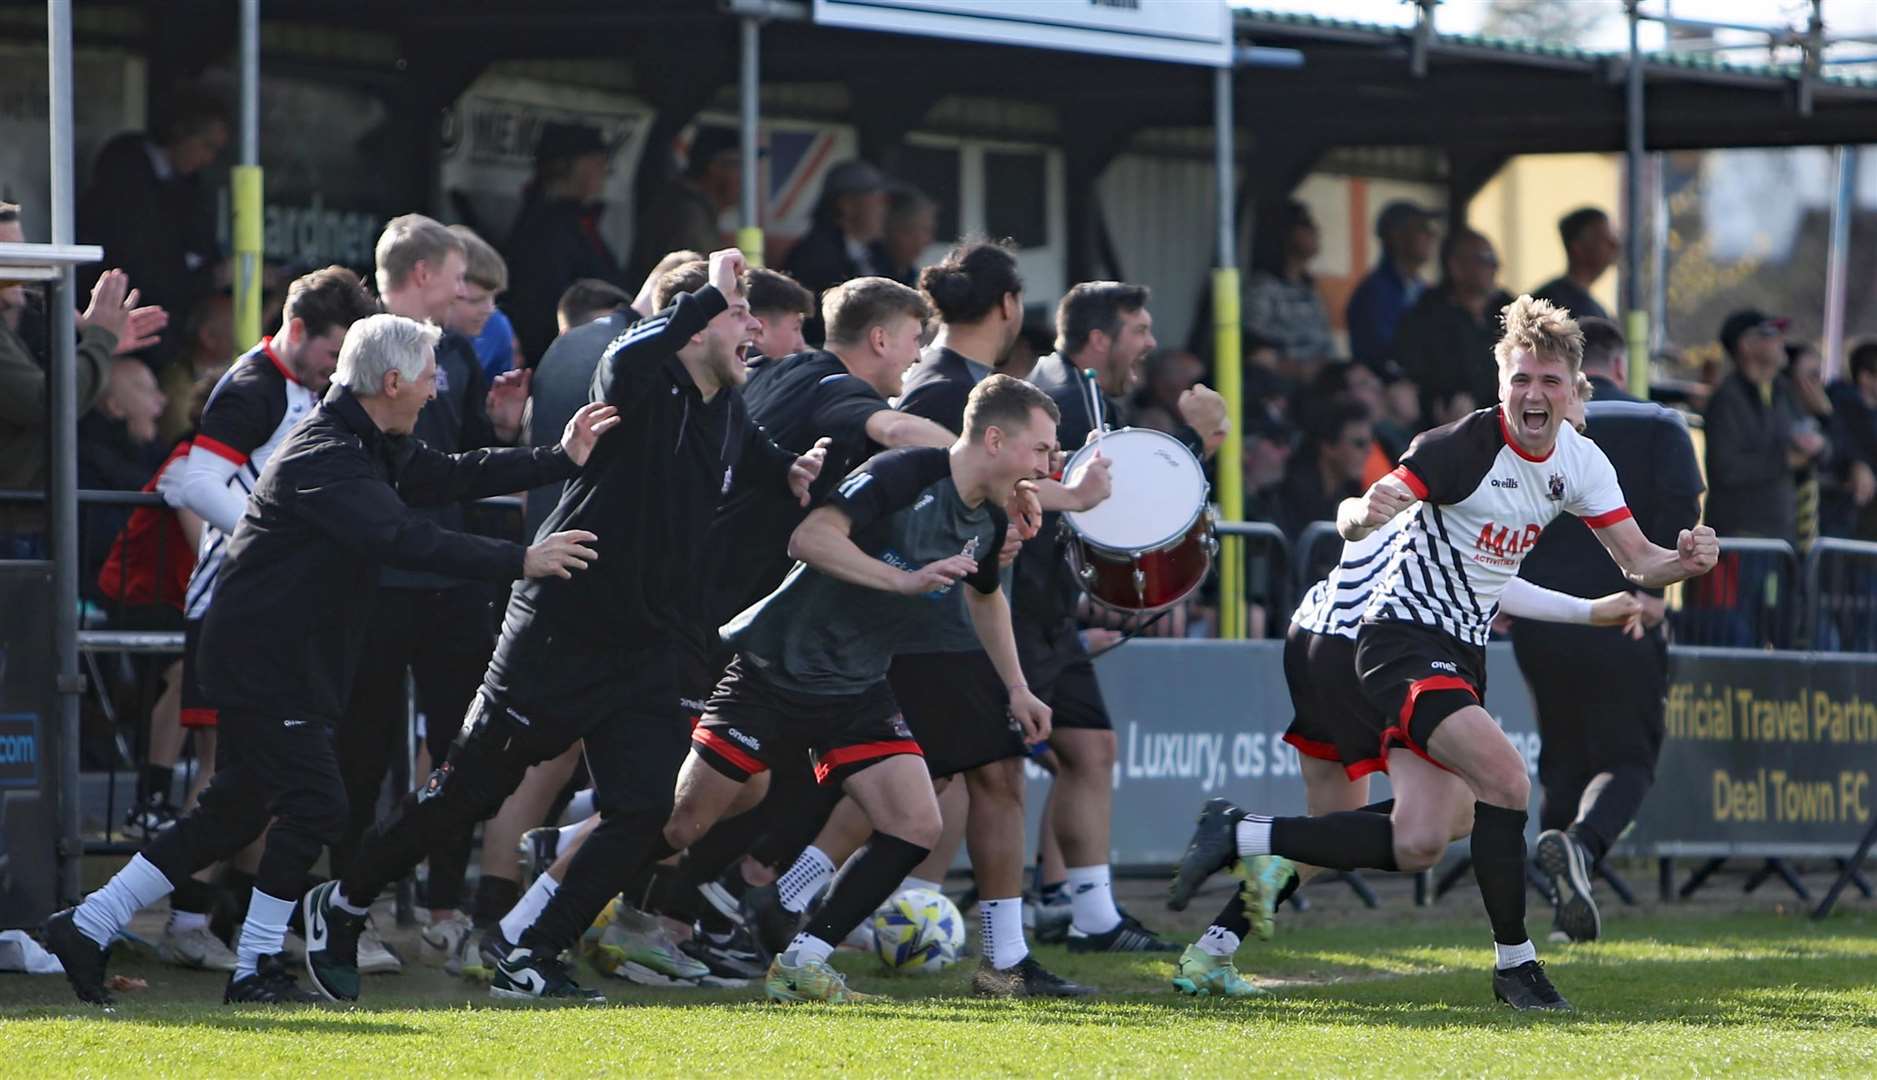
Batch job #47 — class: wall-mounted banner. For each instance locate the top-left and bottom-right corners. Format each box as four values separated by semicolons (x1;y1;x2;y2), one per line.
813;0;1233;68
1633;648;1875;857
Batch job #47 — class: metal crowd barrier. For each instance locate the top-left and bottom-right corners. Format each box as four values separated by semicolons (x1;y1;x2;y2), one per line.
1669;537;1799;649
1803;537;1877;653
1216;520;1291;637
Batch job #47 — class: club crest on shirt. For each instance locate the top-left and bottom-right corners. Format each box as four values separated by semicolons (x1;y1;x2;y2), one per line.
1547;472;1566;502
435;364;451;394
962;536;980;560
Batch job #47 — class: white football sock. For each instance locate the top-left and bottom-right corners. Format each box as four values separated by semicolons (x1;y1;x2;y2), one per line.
777;846;836;914
1066;864;1122;935
1495;939;1537;971
1235;816;1274;858
499;873;558;944
980;897;1028;970
1196;925;1241;958
784;932;835;967
233;889;295;980
73;853;172;948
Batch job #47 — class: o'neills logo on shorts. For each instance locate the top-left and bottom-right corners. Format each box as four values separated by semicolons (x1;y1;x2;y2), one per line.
724;727;762;751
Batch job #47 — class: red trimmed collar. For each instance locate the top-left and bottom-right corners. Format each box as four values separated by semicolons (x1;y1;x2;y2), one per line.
1496;404;1554;463
261;336;300;385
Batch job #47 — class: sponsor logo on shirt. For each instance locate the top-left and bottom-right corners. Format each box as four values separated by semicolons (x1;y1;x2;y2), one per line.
1474;521;1543;566
1430;660;1458;674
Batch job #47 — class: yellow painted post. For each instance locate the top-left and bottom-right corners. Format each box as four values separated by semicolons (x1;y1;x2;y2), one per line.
231;163;263;354
736;226;765;269
1214;267;1244;640
1625;308;1649;399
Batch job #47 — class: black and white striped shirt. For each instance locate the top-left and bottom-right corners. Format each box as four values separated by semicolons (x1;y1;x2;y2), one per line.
1362;408;1630;646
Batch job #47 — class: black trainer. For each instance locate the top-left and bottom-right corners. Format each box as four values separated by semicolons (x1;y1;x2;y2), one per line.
1493;959;1573;1011
225;953;323;1004
1534;830;1601;943
741;883;801;958
301;880;366;1002
972;954;1098;998
681;925;766;983
1168;798;1247;911
44;908;114;1008
490;947;605;1003
1066;913;1181;954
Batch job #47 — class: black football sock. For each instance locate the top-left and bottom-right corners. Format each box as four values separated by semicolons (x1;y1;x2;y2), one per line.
1470;802;1531;948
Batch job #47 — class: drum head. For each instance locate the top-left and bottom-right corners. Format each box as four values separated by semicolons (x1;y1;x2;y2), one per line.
1063;428;1208;551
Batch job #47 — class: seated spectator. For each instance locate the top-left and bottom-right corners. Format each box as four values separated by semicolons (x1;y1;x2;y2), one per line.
1345;200;1437;369
97;375;210;823
1825;339;1877;540
785;160;890;342
79;358;170;603
877;185;937;288
1244;199;1334;375
632;124;739;281
1242;412;1296;526
447;224;517;383
745;268;814;362
1394;228;1512;429
503;121;626;364
1532;206;1619;324
1128;349;1204;433
554;278;633;338
1273;396;1372;542
1704;310;1819;546
157;291;232;443
1300;361;1399;484
77;83;227;367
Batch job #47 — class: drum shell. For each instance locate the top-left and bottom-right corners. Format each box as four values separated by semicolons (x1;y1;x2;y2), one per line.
1069;512;1215;613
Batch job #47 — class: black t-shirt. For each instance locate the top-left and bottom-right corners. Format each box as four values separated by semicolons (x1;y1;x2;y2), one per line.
722;447;1005;695
898;345;991;433
693;350;892;641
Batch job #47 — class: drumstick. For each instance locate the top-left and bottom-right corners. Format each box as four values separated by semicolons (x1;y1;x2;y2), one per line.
1082;368;1104;448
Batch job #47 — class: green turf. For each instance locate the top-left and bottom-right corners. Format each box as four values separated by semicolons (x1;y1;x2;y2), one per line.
2;909;1873;1078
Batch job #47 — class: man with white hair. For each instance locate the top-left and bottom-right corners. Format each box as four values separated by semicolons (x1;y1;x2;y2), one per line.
45;313;616;1009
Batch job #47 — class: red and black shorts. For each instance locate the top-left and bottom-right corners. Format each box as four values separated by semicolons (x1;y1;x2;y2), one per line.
1353;621;1487;771
1280;623;1389;780
889;650;1024;780
692;655;923;786
180;618;218;729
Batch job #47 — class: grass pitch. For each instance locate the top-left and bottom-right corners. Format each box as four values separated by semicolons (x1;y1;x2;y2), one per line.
1;904;1872;1078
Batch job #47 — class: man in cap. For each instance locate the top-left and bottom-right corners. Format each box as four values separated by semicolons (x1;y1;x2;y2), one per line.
503;121;626;363
634;125;742;280
785;160;891;341
1344;200;1437;369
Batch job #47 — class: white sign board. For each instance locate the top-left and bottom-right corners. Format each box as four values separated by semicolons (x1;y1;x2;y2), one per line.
812;0;1233;68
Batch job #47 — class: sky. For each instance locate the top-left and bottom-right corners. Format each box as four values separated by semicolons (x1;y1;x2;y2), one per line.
1235;0;1877;60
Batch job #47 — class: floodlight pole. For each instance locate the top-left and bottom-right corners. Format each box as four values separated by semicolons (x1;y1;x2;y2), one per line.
1213;62;1243;640
1624;1;1649;397
738;16;764;266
